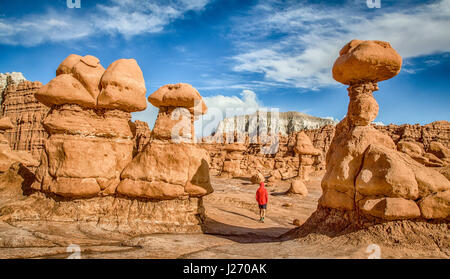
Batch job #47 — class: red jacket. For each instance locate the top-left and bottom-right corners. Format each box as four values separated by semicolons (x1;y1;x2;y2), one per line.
256;182;268;205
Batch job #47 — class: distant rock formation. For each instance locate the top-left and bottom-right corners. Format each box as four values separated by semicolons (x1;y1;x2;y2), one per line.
1;80;49;159
0;116;38;172
212;111;337;137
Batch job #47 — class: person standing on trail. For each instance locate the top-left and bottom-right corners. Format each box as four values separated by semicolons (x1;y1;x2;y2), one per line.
256;181;268;223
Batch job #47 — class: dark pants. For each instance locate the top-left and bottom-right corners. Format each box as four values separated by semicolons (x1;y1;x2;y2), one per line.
259;204;267;209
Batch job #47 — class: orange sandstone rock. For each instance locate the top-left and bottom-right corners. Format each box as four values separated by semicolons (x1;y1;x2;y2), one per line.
332;39;402;85
33;54;147;198
116;83;213;200
318;39;450;222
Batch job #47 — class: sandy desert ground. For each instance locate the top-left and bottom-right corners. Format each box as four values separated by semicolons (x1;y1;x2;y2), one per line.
0;170;447;259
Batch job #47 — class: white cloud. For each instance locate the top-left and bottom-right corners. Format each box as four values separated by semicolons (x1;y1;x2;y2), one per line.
0;0;210;46
0;10;92;46
196;90;263;137
232;0;450;89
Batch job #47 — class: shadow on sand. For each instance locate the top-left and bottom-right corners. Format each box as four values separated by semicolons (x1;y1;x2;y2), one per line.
201;216;292;244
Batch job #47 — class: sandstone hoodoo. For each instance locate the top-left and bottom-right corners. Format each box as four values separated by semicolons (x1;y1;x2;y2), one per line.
0;116;38;172
288;132;321;196
148;83;207;141
219;143;247;178
32;54;147;198
117;83;213;200
319;39;450;223
293;132;321;181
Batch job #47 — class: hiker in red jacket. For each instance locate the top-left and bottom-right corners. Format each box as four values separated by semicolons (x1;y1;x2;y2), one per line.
256;181;268;223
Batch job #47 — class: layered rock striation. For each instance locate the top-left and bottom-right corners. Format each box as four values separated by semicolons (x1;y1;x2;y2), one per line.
1;78;48;159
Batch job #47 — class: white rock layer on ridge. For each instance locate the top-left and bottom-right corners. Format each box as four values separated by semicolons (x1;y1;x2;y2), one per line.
213;111;337;137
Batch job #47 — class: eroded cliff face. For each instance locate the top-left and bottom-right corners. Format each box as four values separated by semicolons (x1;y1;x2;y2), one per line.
213;111;337;137
1;80;49;159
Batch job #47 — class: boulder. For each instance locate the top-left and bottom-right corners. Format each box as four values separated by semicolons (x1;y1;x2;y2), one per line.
332;39;402;85
251;172;265;184
288;179;308;196
428;142;450;160
359;197;421;220
97;59;147;112
356;144;419;200
35;74;96;108
117;83;213;200
294;132;321;155
418;190;450;219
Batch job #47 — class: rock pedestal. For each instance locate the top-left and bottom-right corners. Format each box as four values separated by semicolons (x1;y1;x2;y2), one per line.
32;54;147;198
117;83;213;200
319;40;450;223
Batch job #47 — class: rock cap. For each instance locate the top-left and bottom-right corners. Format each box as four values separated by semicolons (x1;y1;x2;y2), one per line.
148;83;207;114
294;132;321;155
332;39;402;85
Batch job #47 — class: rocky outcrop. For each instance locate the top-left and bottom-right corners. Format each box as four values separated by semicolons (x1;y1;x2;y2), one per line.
32;54;147;198
117;83;214;200
1;80;49;159
286;131;321;196
319;39;450;223
0;117;38;172
219;143;247;178
0;72;26;103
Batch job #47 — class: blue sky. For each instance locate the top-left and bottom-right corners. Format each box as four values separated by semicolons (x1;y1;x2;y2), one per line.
0;0;449;136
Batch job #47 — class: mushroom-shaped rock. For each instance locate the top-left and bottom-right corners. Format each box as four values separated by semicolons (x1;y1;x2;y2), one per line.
318;40;450;223
0;116;39;172
149;83;207;114
97;59;147;112
332;40;402;85
32;54;146;198
294;132;321;156
0;117;14;130
150;83;207;141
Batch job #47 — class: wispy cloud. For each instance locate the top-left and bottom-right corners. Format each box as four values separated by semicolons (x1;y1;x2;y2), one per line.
0;0;210;46
231;0;450;89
